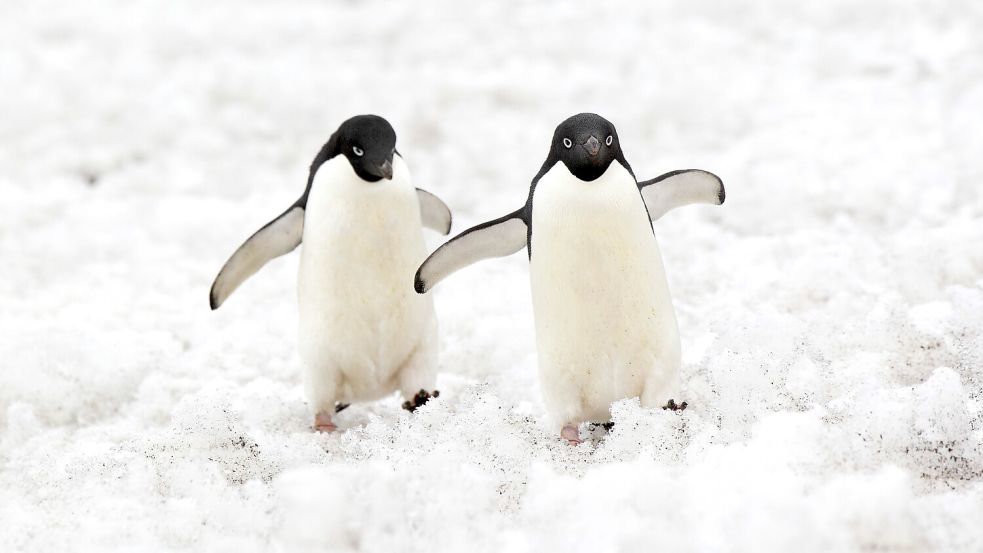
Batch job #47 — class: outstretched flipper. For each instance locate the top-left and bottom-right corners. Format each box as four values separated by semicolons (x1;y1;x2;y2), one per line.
416;188;453;235
638;169;725;221
209;203;305;309
415;209;528;293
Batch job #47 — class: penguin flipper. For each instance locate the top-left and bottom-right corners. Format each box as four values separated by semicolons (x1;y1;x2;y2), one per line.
638;169;725;221
209;205;305;309
416;188;453;235
414;209;528;293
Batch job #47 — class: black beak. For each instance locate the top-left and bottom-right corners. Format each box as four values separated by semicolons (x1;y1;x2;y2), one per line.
377;159;393;180
584;135;600;157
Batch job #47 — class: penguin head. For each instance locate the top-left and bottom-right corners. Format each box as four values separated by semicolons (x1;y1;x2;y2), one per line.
551;113;623;182
334;114;397;182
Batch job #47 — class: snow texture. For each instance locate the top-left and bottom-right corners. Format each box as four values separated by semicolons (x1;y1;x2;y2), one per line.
2;0;983;551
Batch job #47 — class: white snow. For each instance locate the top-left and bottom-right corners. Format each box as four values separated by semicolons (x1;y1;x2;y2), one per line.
2;0;982;551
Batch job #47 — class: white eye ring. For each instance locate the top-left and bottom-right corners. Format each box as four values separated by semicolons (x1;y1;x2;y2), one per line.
605;135;613;146
562;138;572;149
352;146;364;157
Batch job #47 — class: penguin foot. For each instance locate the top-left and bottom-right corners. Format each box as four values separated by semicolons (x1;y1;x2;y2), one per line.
335;402;350;413
662;399;688;412
313;412;337;433
402;389;439;412
561;424;582;445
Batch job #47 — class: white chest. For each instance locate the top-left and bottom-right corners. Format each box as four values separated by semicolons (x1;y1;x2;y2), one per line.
529;162;667;318
299;155;425;285
296;155;433;377
528;162;681;422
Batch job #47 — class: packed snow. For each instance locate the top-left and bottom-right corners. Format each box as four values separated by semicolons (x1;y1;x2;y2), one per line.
2;0;983;551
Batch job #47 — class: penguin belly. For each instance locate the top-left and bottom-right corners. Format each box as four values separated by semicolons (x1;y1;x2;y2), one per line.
297;156;437;413
529;163;681;427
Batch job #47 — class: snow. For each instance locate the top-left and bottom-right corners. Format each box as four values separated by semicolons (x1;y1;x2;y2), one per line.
2;0;982;551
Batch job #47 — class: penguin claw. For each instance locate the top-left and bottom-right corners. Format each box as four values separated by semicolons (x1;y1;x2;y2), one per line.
662;399;688;412
402;389;439;412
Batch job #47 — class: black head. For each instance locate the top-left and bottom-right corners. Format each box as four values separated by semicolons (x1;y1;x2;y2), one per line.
310;114;397;184
336;114;397;181
549;113;625;181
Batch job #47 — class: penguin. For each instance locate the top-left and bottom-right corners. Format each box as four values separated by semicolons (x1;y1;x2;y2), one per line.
414;113;724;444
210;114;452;432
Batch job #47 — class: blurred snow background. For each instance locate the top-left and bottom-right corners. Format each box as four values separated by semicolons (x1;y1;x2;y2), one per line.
2;0;983;551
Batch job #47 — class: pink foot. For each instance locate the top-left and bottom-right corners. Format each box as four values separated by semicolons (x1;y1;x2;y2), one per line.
561;424;582;445
313;412;337;433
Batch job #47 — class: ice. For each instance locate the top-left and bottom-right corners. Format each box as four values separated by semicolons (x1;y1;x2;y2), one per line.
2;0;983;551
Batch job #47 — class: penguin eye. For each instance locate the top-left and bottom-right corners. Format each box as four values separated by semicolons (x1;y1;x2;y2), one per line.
605;135;613;146
352;146;364;157
562;138;572;149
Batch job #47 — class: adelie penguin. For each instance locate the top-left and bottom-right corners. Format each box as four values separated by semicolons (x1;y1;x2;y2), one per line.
415;113;724;444
210;115;452;432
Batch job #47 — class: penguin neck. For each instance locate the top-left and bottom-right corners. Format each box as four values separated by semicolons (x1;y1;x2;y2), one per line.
301;154;421;246
532;161;640;218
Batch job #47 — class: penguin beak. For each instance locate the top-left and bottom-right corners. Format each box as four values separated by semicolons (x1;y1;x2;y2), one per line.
584;135;601;157
376;159;393;180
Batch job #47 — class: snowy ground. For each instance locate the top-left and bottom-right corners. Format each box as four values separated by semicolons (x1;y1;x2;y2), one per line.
2;0;983;551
